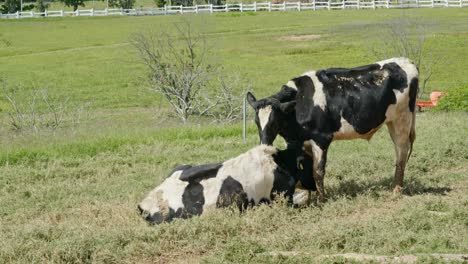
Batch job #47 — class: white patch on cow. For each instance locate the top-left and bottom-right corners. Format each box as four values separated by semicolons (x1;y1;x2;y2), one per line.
378;57;418;122
258;105;272;130
377;57;418;88
332;114;380;141
139;170;188;216
292;189;310;206
286;80;298;90
203;145;278;206
302;71;327;111
306;140;323;172
333;115;358;140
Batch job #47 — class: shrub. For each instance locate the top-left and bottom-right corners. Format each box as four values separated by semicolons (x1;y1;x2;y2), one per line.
434;85;468;111
0;0;20;14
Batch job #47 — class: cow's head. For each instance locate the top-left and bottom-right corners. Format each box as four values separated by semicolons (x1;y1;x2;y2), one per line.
137;165;192;224
247;92;296;145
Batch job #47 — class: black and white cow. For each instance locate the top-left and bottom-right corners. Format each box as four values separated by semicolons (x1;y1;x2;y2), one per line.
138;145;315;224
247;57;418;202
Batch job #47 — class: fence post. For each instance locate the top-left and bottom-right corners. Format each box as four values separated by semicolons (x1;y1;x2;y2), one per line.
431;0;434;7
313;0;316;10
225;4;229;12
460;0;462;7
342;0;345;9
283;1;286;10
195;4;199;13
209;4;212;13
91;8;94;16
76;9;80;16
298;1;301;11
243;94;247;143
327;0;331;10
164;5;167;14
105;8;108;15
180;5;182;14
44;9;48;17
268;1;272;11
240;3;243;12
61;9;64;16
445;0;448;7
386;0;389;8
373;0;376;8
16;11;19;19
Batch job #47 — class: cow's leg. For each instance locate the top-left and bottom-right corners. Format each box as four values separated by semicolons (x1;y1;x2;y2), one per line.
304;140;328;203
387;111;415;193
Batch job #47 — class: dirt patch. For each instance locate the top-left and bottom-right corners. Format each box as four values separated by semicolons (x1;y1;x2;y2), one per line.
261;252;468;263
278;34;323;42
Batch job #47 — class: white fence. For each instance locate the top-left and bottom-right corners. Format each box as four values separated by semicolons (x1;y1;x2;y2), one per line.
1;0;467;19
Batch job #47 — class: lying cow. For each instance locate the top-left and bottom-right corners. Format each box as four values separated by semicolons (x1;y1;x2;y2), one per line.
138;145;315;224
247;57;418;202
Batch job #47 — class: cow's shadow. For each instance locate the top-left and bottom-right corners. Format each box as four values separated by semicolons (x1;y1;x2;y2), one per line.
325;176;452;200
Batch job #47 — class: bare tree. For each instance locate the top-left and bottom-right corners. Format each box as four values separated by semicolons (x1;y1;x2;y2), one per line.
132;18;215;124
209;74;249;123
370;15;438;97
1;80;89;133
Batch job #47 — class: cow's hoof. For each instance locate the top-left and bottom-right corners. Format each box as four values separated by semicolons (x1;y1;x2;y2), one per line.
316;194;327;204
293;190;311;207
393;186;403;194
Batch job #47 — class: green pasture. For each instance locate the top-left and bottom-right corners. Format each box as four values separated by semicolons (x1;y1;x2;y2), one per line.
0;8;467;263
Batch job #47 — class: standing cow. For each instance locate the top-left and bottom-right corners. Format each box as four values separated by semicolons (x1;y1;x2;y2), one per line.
247;57;418;202
138;145;315;224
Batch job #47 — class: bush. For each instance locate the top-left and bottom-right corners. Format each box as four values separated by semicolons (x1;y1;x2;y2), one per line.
35;0;49;12
434;85;468;111
154;0;166;7
0;0;20;14
109;0;136;9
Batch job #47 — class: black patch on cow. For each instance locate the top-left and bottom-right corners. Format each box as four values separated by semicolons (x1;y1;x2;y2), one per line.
179;163;222;182
167;164;193;178
216;176;248;211
182;182;205;217
146;208;184;224
273;146;316;194
319;64;381;81
296;62;409;136
408;77;419;112
272;85;297;102
166;164;192;178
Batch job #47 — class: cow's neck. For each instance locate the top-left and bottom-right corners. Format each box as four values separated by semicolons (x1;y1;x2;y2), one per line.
279;111;305;146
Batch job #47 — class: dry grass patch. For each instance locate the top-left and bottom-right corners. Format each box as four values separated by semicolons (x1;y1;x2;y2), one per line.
277;34;324;42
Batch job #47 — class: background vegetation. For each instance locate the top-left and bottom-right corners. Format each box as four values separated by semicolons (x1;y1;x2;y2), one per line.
0;8;467;263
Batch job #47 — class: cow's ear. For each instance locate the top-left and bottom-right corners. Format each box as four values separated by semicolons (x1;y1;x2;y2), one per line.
246;92;257;108
280;101;296;113
179;163;222;182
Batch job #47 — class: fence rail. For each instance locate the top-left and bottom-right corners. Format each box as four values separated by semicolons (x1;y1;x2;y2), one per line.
1;0;467;19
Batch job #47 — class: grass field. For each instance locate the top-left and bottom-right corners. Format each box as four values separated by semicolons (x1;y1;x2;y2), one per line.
0;8;467;263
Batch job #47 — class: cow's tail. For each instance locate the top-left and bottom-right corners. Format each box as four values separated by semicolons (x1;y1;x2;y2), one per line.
407;109;416;162
407;77;418;162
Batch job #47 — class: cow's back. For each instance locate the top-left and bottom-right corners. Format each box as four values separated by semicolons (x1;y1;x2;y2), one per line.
293;57;418;140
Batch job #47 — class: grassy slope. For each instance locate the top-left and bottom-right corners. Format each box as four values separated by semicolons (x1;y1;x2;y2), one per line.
0;8;467;263
1;9;467;109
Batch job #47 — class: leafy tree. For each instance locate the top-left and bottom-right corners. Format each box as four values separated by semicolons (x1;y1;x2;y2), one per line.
154;0;166;7
108;0;135;9
35;0;49;12
0;0;20;14
58;0;86;11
